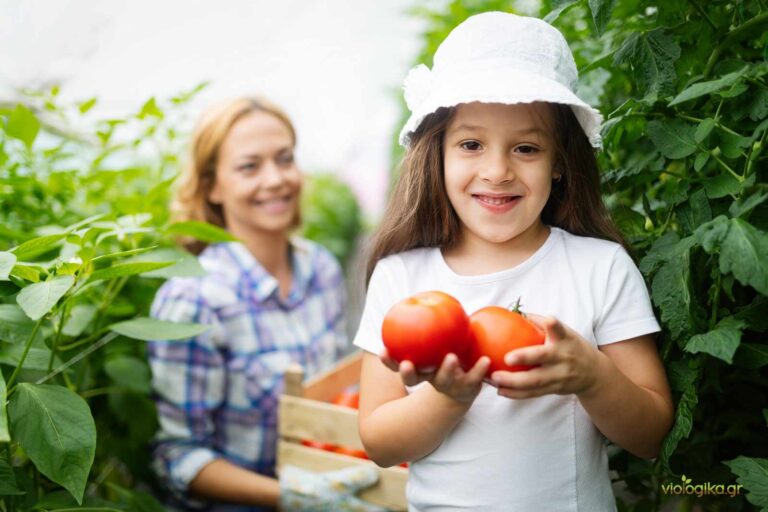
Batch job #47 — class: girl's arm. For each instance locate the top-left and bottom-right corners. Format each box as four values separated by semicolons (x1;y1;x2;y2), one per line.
189;461;279;507
358;352;489;467
491;317;674;459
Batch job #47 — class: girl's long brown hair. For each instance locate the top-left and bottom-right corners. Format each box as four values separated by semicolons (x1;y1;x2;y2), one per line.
366;103;625;281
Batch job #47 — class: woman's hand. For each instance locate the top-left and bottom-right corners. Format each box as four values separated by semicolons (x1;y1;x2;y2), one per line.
489;315;599;399
380;348;489;404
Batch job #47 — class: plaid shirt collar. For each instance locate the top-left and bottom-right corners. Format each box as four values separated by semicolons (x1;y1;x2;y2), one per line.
204;239;315;307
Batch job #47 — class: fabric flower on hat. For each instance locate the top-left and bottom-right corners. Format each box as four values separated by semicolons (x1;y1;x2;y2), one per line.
402;64;433;112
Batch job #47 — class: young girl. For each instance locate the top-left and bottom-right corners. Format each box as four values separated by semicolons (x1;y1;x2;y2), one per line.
148;97;379;511
355;12;674;511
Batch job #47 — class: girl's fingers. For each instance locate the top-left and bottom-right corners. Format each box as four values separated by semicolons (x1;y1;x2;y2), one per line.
543;316;568;342
504;345;552;367
490;367;552;390
432;353;459;389
398;360;421;386
379;348;400;372
466;356;490;382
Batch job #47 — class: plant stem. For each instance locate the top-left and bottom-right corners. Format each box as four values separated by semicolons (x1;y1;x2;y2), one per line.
703;12;768;78
48;301;71;374
6;318;44;393
711;152;744;182
57;327;109;351
687;0;717;31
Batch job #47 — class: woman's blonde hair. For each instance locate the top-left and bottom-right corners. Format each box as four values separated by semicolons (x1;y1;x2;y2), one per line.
173;96;297;254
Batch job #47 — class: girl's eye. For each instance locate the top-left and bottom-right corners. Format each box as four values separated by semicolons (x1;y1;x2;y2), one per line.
515;145;539;155
460;141;482;151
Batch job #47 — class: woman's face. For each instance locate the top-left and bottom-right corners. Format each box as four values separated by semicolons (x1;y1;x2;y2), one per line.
442;102;556;250
209;110;301;239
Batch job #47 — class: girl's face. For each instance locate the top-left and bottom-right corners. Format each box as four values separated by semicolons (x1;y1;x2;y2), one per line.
443;102;556;250
209;111;301;239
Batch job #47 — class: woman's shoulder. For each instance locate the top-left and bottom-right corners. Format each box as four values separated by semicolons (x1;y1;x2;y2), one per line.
291;237;343;277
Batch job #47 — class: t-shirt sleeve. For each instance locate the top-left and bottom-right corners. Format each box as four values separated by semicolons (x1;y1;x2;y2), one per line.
593;247;660;345
353;258;400;354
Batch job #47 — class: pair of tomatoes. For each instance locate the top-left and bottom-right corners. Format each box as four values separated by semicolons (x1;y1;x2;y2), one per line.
381;291;545;374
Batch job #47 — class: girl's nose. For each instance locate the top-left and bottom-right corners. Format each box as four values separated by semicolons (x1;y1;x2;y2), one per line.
478;151;514;184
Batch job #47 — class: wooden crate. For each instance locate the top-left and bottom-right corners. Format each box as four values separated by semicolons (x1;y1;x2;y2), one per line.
277;350;408;510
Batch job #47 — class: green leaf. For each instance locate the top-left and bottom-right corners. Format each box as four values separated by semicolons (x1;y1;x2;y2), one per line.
704;174;742;199
718;130;752;159
678;189;711;235
78;97;97;114
543;0;579;23
588;0;614;36
10;263;42;283
17;275;75;321
109;317;211;341
8;384;96;504
0;371;9;442
90;261;174;281
137;97;163;119
669;67;748;106
11;233;68;261
724;456;768;509
613;29;681;98
647;120;697;159
90;246;159;262
0;342;59;371
0;458;24;495
0;251;16;280
733;344;768;369
127;247;207;279
0;304;42;344
652;253;696;340
62;304;97;337
5;104;40;149
693;151;709;171
685;317;746;363
694;118;715;143
104;356;151;394
661;385;697;469
166;220;238;243
729;191;768;218
698;217;768;295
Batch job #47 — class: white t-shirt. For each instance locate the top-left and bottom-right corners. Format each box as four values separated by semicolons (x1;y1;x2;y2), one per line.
353;227;660;512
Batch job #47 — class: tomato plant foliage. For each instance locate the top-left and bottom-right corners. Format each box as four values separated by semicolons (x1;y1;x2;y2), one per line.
408;0;767;510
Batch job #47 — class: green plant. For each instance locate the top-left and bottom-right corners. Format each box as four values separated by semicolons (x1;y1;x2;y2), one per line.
407;1;768;510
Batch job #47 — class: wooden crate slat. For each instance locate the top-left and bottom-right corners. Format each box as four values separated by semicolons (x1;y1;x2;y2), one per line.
303;350;363;401
277;440;407;511
278;395;363;449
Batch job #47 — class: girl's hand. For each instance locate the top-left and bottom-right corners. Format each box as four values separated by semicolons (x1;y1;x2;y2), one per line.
380;349;490;404
489;315;599;399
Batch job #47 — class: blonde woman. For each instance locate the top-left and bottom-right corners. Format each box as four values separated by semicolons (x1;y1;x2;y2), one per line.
148;97;379;511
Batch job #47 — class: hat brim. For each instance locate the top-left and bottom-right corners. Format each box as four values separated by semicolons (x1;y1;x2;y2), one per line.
399;71;603;149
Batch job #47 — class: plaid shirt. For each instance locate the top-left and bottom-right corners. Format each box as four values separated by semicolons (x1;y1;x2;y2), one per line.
147;238;348;511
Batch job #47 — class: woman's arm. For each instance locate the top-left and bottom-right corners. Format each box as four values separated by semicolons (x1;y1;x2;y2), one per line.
358;352;488;467
188;460;279;507
491;317;674;459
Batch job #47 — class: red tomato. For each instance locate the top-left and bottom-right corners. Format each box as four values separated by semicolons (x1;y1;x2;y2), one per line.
332;387;360;409
468;305;545;374
333;446;369;459
301;439;337;452
382;291;472;369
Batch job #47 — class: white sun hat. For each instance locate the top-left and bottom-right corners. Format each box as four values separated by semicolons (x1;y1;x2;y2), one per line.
399;11;603;149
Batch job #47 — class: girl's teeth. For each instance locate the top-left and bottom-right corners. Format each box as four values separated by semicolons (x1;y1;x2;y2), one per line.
478;196;514;205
